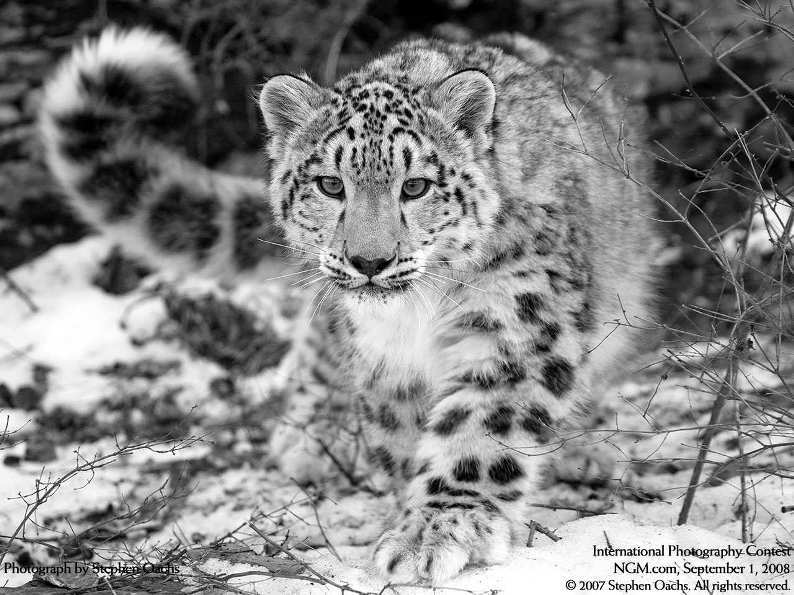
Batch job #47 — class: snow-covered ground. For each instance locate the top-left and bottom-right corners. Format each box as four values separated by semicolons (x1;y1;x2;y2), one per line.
1;238;792;593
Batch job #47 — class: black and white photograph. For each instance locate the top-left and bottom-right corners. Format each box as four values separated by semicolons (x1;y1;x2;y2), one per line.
0;0;792;593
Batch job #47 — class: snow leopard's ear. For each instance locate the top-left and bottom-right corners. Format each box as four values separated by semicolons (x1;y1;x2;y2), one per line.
431;69;496;138
259;74;324;137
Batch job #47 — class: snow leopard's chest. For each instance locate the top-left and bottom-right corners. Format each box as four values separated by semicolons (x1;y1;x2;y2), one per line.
346;297;494;396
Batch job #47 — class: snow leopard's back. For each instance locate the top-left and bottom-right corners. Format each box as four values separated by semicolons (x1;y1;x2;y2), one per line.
355;35;657;382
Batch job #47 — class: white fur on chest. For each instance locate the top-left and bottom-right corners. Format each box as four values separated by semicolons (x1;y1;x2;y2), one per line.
345;294;496;388
349;297;439;382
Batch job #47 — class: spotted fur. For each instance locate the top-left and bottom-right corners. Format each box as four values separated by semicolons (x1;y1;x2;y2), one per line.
40;28;657;585
39;28;284;280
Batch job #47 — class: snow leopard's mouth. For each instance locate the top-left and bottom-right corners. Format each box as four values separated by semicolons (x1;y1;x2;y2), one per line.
328;272;416;291
339;279;414;301
359;280;412;293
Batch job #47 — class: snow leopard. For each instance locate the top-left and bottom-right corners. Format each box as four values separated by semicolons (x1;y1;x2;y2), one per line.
39;27;656;583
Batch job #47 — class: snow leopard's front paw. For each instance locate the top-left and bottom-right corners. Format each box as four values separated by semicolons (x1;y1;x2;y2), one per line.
373;501;513;584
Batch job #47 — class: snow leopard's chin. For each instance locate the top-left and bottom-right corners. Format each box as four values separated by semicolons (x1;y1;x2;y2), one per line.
339;282;409;307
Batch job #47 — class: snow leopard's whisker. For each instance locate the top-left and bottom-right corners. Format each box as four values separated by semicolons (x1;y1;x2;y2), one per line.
424;256;487;271
309;282;337;323
423;256;480;264
294;273;327;288
424;265;477;276
294;268;325;281
407;288;422;323
260;268;321;283
415;277;462;310
427;252;486;263
416;278;459;311
257;238;321;258
307;279;330;306
403;283;421;316
305;283;332;323
290;237;326;252
293;276;326;289
423;271;485;292
413;283;434;320
407;275;434;315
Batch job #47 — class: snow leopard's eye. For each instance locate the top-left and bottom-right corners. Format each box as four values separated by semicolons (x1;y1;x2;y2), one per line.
401;178;430;200
317;176;345;199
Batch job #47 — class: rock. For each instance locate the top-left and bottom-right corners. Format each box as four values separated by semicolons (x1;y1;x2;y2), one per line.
0;49;51;81
92;245;152;295
0;383;13;407
24;435;57;462
0;4;23;27
12;385;42;410
0;81;28;103
0;26;25;45
14;550;34;567
3;454;21;466
0;124;34;161
0;160;48;207
209;376;236;399
34;561;99;589
0;103;21;127
22;87;41;118
61;539;94;561
31;363;51;391
97;358;181;380
37;406;102;443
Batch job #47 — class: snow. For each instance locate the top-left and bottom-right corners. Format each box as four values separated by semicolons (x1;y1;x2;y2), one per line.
722;197;793;262
1;238;158;412
193;516;792;594
1;237;793;593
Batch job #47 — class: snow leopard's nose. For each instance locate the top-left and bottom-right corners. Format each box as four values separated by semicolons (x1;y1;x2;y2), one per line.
348;252;395;278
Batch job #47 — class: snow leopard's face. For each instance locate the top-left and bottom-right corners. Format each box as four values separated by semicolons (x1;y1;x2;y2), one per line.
260;72;499;306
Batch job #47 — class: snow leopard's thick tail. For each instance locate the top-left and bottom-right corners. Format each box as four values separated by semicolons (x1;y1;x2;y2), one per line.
39;27;282;277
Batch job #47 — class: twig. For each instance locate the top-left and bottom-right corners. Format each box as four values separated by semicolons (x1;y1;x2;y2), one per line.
645;0;732;139
677;331;748;525
0;436;203;565
247;522;373;595
735;399;749;542
314;436;361;488
1;270;38;313
526;522;536;548
654;8;794;152
525;520;561;547
529;502;615;516
323;0;369;86
292;482;342;562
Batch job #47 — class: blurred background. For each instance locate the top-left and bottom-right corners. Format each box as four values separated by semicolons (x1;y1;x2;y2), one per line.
1;0;792;323
0;2;792;588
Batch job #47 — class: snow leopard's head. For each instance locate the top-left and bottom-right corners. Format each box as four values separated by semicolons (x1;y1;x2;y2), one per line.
258;69;499;306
